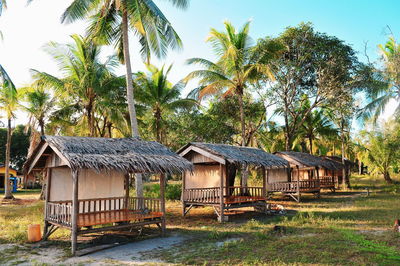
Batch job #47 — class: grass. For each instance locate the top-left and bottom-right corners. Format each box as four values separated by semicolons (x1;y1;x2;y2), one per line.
1;175;400;265
0;189;70;244
155;174;400;265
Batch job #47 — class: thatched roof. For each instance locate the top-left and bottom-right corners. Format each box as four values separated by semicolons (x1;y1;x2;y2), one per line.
178;142;289;168
25;136;192;174
276;151;343;170
323;156;355;168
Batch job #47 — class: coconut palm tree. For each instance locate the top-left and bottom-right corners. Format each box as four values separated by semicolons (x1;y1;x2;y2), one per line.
134;64;196;144
31;34;120;137
299;109;338;155
184;21;274;147
184;21;274;188
61;0;189;138
20;87;54;135
0;64;17;199
61;0;189;197
360;36;400;121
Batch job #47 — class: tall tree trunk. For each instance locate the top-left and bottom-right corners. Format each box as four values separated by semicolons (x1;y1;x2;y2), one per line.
309;136;313;155
155;108;162;143
237;92;248;188
358;160;362;175
107;123;113;138
383;170;393;184
340;119;350;189
237;92;246;147
122;9;142;197
4;118;13;199
39;119;45;136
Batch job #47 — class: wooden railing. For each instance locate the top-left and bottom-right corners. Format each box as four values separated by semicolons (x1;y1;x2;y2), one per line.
46;196;163;226
182;187;220;204
267;182;298;192
182;186;265;204
319;176;335;187
46;202;72;227
128;197;161;213
267;180;320;192
228;186;264;197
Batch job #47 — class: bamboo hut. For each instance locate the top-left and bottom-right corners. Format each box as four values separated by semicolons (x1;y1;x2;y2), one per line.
24;136;192;255
178;142;289;222
267;152;342;202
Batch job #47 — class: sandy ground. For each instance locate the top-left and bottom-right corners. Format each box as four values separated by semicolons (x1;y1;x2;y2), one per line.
2;234;187;265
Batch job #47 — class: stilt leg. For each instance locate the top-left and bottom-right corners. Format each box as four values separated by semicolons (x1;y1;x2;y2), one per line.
42;221;49;240
71;227;77;256
161;217;166;236
182;203;186;217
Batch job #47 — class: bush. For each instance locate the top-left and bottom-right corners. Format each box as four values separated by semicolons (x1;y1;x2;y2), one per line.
143;183;182;200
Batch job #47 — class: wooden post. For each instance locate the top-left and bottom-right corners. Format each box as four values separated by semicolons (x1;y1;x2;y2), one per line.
43;168;52;239
71;169;79;256
266;168;270;198
225;164;229;197
296;166;300;202
262;167;266;198
181;171;186;216
160;173;166;236
124;173;129;209
315;167;320;198
219;164;225;223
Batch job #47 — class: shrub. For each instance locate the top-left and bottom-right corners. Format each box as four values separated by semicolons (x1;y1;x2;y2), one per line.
144;183;182;200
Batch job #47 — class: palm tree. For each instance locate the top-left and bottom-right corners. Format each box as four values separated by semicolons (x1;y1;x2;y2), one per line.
20;87;54;135
184;21;274;147
300;110;338;155
134;64;196;143
61;0;189;197
61;0;189;138
0;64;17;199
360;36;400;121
184;21;274;188
31;35;120;137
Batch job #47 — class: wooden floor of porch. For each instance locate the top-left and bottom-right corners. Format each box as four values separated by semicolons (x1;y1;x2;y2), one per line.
77;210;163;227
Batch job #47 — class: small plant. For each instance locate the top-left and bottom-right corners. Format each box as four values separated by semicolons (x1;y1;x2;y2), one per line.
143;183;182;200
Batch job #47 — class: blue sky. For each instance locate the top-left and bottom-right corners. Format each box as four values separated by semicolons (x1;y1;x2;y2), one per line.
0;0;399;124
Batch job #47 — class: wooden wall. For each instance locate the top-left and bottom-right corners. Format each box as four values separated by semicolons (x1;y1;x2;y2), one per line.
267;168;289;183
49;167;125;202
185;164;225;189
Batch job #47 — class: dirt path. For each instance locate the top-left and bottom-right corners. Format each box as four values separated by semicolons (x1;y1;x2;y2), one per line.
1;234;187;265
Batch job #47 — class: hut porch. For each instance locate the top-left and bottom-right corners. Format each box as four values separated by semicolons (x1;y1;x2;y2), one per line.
44;196;164;237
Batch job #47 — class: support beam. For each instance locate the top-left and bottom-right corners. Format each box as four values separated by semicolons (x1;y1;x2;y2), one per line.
181;171;186;216
296;166;301;202
218;164;225;223
262;167;266;198
71;169;79;256
160;173;166;236
43;168;52;240
124;173;129;209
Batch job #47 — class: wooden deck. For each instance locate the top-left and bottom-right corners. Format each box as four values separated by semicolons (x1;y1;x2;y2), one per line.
182;186;268;220
182;186;266;206
77;210;163;227
224;195;265;204
267;180;320;193
45;197;163;229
